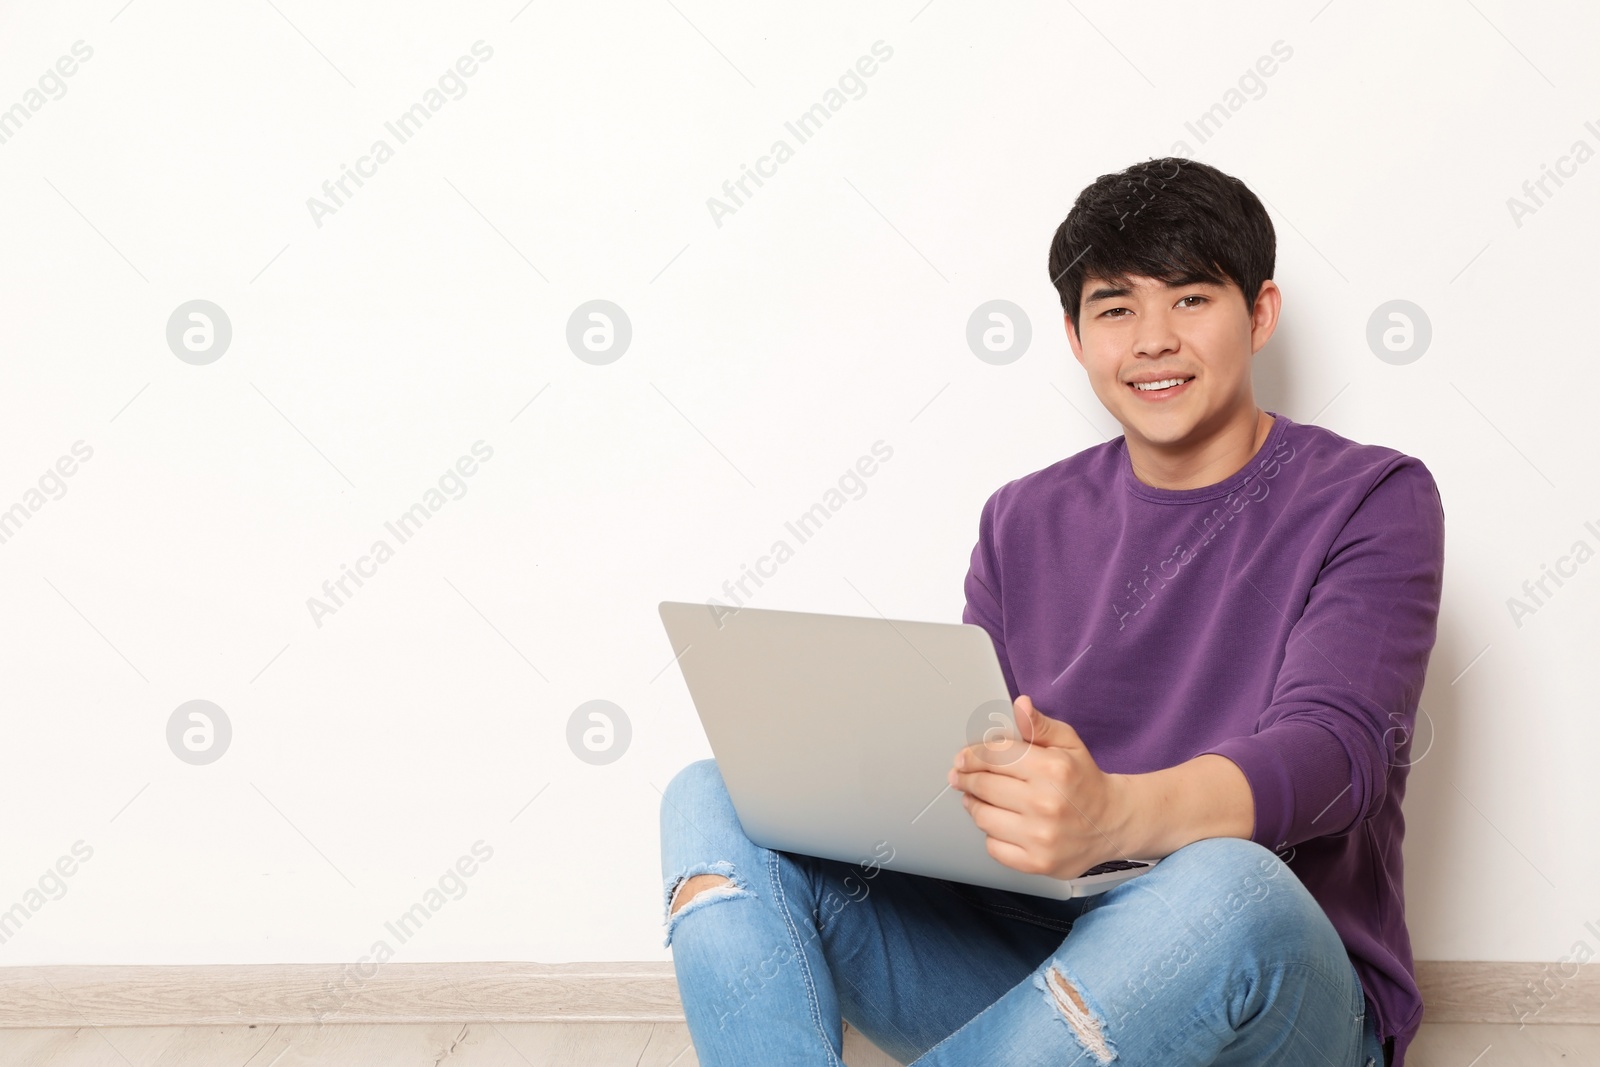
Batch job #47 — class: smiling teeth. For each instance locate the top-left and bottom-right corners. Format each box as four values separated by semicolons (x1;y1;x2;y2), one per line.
1132;378;1189;391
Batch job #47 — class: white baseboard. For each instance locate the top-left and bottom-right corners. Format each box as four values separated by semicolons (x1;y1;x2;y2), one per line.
0;961;1591;1029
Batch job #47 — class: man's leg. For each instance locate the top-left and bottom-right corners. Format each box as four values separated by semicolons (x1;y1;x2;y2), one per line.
658;758;1090;1066
908;836;1371;1066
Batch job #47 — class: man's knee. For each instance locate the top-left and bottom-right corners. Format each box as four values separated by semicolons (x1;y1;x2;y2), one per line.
1141;836;1333;964
662;859;750;946
1032;841;1293;1040
661;757;724;809
670;873;734;916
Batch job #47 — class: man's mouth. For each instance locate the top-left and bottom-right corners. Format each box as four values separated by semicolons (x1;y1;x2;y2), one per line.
1126;375;1195;398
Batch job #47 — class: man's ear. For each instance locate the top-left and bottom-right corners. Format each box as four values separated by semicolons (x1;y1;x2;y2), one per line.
1064;313;1086;368
1249;279;1282;355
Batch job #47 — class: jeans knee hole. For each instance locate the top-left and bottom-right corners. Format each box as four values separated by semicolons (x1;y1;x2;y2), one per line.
662;862;748;946
1039;965;1117;1064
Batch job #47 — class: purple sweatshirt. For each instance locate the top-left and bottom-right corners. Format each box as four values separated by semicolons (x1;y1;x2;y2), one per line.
961;410;1444;1067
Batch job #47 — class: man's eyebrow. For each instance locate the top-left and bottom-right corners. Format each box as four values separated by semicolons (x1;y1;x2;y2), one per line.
1083;283;1132;305
1083;272;1224;305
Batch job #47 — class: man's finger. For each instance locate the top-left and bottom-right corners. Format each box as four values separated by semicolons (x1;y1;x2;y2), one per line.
956;736;1035;773
951;766;1030;814
1015;695;1083;749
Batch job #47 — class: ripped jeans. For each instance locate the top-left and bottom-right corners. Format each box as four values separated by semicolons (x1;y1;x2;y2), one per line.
660;758;1390;1067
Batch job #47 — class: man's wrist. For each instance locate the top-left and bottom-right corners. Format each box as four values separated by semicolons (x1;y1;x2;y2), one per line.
1105;770;1154;860
1106;755;1256;862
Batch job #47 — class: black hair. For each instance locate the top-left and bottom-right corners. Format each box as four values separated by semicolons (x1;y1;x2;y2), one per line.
1047;157;1275;335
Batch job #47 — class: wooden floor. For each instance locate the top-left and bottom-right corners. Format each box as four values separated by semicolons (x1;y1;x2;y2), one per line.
1;1021;1598;1065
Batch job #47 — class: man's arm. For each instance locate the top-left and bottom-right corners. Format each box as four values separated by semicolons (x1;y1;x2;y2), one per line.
962;486;1021;700
951;700;1256;876
1107;460;1446;859
1108;754;1254;858
1195;458;1446;853
955;457;1445;873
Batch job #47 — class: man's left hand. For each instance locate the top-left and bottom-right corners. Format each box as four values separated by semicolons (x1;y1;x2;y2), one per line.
947;694;1128;880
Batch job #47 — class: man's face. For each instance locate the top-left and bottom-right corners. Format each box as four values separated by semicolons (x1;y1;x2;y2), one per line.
1065;273;1278;450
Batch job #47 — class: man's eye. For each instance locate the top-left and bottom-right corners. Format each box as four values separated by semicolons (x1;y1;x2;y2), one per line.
1102;308;1130;318
1177;295;1207;308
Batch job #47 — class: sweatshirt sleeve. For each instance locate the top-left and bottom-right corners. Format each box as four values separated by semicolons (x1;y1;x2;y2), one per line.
1199;457;1446;851
962;487;1022;702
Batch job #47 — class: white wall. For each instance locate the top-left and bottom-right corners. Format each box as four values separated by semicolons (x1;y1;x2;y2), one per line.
0;0;1595;971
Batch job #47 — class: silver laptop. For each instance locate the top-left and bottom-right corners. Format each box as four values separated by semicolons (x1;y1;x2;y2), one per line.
658;601;1160;899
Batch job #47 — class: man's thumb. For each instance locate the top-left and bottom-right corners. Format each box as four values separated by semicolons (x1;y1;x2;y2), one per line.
1016;695;1078;747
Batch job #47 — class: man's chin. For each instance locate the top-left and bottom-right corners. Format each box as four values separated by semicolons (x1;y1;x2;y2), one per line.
1116;407;1196;447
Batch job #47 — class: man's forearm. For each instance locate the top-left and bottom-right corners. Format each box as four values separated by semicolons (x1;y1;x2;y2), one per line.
1108;754;1256;859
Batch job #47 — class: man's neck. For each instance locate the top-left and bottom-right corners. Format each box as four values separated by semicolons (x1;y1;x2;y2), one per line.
1125;407;1275;491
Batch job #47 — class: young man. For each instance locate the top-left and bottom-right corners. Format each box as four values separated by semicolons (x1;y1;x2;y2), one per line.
660;157;1443;1066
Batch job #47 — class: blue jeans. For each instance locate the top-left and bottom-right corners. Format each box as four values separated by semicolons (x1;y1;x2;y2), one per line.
660;758;1389;1067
